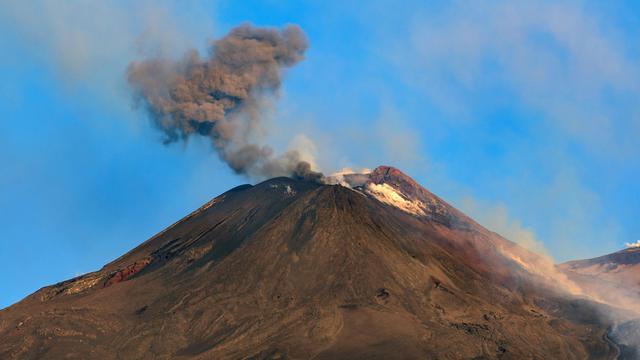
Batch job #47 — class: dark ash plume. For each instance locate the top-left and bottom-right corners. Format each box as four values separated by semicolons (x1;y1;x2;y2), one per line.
127;23;322;181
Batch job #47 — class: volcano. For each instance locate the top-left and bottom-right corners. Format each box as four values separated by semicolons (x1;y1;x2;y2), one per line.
0;166;623;359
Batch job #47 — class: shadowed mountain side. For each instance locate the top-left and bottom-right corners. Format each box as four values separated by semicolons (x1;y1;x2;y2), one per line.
0;168;619;359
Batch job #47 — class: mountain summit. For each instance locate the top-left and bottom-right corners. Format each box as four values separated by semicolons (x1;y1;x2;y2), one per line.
0;167;622;359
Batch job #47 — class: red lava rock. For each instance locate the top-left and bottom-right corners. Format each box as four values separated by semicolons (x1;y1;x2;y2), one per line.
104;258;152;287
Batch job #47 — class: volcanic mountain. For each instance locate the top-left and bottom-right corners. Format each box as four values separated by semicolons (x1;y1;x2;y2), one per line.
560;247;640;357
0;166;624;359
560;247;640;308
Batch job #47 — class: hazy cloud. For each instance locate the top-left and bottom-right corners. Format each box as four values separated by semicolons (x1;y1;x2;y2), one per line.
461;198;551;258
392;0;640;156
0;1;215;94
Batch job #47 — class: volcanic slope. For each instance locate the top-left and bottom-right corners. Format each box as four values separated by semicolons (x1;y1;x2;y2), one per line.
560;247;640;357
560;247;640;311
0;166;618;359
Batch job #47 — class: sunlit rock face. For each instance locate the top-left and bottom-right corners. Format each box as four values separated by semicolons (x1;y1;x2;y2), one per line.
0;166;623;359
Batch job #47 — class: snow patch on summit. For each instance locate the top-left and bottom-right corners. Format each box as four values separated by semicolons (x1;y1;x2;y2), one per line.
625;240;640;248
364;182;426;216
270;184;296;196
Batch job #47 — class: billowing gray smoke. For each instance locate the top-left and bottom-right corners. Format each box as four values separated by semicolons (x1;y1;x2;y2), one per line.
127;24;322;181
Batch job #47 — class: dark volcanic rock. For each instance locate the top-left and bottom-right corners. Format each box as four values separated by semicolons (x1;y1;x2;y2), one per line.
0;168;619;359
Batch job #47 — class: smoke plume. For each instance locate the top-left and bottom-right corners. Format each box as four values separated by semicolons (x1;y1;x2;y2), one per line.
127;23;322;181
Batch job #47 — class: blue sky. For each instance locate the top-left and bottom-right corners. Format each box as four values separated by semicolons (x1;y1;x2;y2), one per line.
1;0;638;308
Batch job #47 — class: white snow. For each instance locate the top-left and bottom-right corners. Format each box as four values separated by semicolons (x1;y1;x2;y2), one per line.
625;240;640;248
364;182;426;216
284;185;296;195
270;184;296;196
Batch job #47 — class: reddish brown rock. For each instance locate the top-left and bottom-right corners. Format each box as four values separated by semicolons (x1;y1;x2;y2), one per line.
103;258;152;287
